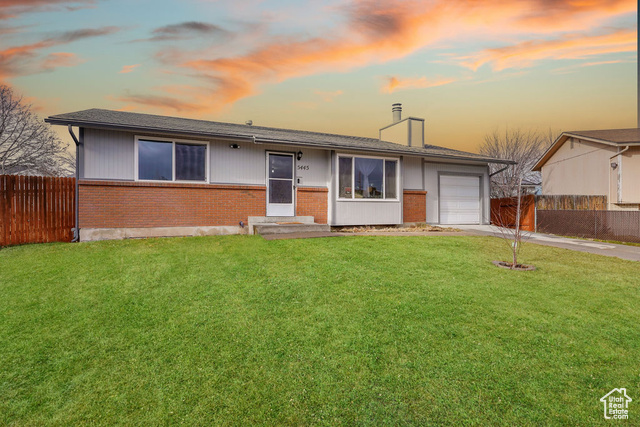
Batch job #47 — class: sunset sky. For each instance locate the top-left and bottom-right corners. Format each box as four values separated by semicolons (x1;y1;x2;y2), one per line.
1;0;637;152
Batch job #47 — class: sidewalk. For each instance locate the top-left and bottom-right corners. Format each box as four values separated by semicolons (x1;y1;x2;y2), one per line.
456;225;640;262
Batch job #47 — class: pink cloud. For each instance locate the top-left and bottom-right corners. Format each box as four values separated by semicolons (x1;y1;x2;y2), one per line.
41;52;82;71
119;64;140;74
116;85;217;114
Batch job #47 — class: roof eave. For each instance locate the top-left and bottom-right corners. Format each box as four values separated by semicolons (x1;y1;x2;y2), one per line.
563;132;640;147
533;132;640;171
46;116;512;164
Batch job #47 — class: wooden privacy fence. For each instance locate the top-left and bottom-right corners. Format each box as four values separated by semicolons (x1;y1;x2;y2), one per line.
491;194;609;233
535;195;607;210
490;195;535;232
0;175;75;247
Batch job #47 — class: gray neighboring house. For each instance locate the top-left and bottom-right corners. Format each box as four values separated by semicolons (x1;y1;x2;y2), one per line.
45;104;511;240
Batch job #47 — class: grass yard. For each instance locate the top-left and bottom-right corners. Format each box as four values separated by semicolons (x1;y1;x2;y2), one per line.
1;235;638;425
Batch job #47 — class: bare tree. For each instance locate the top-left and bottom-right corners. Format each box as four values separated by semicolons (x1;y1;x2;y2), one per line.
481;128;555;198
0;85;74;176
491;178;531;269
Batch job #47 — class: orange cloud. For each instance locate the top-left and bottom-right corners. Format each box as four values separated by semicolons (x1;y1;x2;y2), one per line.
121;0;635;113
460;29;637;71
119;64;140;74
383;76;456;93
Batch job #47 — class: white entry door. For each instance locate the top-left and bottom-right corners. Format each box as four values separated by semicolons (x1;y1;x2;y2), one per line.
440;175;481;224
266;152;295;217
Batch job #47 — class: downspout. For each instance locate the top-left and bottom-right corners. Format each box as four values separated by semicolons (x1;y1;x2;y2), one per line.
68;125;82;242
609;146;629;205
489;164;510;177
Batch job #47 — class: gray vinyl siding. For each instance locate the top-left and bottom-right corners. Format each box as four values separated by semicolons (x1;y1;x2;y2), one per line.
424;162;490;225
403;156;423;189
209;140;329;187
81;129;331;187
333;201;402;225
83;128;134;180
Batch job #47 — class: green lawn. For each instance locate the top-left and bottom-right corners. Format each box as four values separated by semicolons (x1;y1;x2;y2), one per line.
1;235;638;425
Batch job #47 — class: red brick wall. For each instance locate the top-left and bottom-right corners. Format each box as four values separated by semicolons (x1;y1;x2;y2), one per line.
79;180;266;228
403;190;427;223
296;187;328;224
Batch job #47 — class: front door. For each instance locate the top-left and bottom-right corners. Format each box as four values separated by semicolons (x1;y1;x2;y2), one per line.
266;152;295;216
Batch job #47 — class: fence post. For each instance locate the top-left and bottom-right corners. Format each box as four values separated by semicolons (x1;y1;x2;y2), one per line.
594;209;597;239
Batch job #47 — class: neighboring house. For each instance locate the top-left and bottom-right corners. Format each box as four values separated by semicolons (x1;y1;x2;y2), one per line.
533;129;640;210
45;105;510;241
520;178;541;196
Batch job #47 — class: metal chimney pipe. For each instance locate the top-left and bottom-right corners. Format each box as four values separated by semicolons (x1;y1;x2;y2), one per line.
392;103;402;123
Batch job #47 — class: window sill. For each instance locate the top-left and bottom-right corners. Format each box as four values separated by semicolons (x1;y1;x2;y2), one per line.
336;198;400;203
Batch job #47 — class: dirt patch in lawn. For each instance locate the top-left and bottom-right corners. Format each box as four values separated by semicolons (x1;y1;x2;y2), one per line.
337;224;462;233
492;261;536;271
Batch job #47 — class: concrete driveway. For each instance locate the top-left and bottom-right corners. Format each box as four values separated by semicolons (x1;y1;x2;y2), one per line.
456;225;640;262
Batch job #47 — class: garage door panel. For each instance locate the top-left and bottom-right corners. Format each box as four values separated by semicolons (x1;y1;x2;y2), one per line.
440;175;480;224
457;200;481;210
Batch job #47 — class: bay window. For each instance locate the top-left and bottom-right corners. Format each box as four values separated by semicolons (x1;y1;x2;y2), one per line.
136;137;208;182
338;155;398;200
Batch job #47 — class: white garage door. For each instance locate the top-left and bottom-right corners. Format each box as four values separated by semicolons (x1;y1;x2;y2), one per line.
440;175;480;224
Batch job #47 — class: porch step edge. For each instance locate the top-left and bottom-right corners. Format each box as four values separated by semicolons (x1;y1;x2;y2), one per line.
254;224;330;235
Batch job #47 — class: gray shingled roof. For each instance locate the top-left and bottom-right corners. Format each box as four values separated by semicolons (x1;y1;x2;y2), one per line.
565;128;640;145
45;108;511;164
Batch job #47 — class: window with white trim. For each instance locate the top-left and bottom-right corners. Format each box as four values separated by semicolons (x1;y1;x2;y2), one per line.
137;138;208;182
338;155;399;200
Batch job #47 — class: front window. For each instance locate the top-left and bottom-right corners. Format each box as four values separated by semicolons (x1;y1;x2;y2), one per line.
354;157;383;199
138;140;172;181
338;156;398;200
338;157;353;198
137;138;207;182
176;143;206;181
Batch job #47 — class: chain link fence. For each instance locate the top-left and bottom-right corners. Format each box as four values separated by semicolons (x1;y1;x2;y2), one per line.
537;210;640;243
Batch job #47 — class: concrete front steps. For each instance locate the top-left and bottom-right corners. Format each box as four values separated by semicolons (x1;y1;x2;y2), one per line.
248;216;330;236
254;223;331;235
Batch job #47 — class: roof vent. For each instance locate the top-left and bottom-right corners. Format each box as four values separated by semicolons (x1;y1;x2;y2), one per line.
392;103;402;123
245;120;253;126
